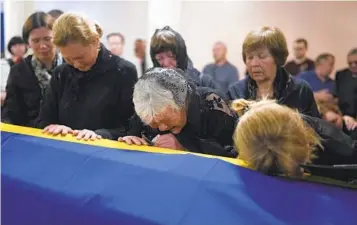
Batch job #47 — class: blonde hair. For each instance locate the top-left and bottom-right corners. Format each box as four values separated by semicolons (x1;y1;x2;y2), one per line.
232;99;321;177
52;12;103;47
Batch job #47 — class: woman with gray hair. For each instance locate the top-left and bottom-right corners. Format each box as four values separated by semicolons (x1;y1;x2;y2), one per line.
119;68;237;158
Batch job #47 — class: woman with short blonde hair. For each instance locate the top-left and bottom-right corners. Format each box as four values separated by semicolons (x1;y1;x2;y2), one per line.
37;12;138;141
231;99;357;178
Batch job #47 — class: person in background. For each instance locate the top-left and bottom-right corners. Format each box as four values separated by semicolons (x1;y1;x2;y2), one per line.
36;12;138;141
203;41;239;93
228;26;319;118
150;26;219;90
335;48;357;121
119;68;237;158
298;53;335;101
106;32;125;57
47;9;64;21
6;36;27;67
2;12;63;127
134;38;146;77
285;38;315;76
231;99;357;179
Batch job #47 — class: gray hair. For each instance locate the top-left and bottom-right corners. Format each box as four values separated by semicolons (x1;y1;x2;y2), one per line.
133;68;190;124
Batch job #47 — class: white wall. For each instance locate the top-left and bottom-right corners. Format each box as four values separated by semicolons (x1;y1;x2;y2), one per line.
33;1;148;64
5;1;357;78
180;1;357;78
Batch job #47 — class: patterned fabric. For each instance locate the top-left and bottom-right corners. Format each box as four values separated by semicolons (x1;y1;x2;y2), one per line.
31;52;63;96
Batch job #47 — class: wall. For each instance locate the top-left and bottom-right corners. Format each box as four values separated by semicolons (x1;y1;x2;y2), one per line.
180;1;357;78
33;1;148;64
5;1;357;78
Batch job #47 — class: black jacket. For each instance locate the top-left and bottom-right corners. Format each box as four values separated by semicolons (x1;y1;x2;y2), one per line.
303;115;357;165
335;68;357;118
2;55;49;126
36;45;138;140
128;87;237;158
228;67;320;117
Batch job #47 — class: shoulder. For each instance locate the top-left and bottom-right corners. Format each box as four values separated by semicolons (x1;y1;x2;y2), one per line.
228;79;247;94
335;68;350;79
291;76;313;92
203;63;214;71
285;60;295;66
200;89;234;116
8;55;33;80
297;70;312;79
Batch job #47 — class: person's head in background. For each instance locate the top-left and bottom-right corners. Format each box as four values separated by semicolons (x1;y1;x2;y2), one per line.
7;36;27;63
242;26;288;96
106;32;125;56
292;38;308;61
53;12;102;72
150;26;187;70
134;39;146;60
212;41;227;65
47;9;64;21
231;99;321;177
317;100;343;129
314;53;335;79
23;11;56;68
347;47;357;75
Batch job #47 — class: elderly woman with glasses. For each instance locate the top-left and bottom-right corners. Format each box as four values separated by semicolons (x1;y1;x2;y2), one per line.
119;67;237;158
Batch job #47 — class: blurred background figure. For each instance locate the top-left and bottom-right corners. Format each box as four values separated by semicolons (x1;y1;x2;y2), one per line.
106;32;125;57
285;38;314;76
47;9;64;21
202;41;239;93
134;39;147;77
6;36;27;67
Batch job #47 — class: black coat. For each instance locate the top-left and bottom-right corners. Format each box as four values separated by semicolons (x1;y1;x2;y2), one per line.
303;115;357;165
2;55;48;126
335;68;357;118
228;67;320;118
36;45;138;140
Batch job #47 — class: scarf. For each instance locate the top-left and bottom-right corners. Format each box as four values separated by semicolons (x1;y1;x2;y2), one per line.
31;51;63;96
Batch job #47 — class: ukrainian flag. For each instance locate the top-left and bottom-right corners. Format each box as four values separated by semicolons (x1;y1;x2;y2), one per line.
1;123;357;225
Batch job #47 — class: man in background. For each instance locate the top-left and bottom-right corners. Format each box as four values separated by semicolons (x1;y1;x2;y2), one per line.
134;39;146;78
107;32;125;57
335;48;357;121
47;9;64;21
285;38;315;76
202;41;239;92
298;53;335;102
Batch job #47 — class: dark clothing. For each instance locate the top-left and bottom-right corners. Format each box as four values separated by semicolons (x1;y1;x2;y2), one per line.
285;58;315;76
335;68;357;117
36;45;138;140
228;67;320;117
203;62;239;92
7;58;15;67
128;87;237;158
2;55;54;126
298;70;335;94
302;115;357;165
187;58;221;91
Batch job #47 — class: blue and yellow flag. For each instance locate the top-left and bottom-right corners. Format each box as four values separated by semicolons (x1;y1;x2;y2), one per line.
2;123;357;225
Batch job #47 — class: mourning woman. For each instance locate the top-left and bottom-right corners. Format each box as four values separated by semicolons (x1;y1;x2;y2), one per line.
2;12;63;127
228;26;319;117
119;68;237;158
231;99;357;179
36;12;138;140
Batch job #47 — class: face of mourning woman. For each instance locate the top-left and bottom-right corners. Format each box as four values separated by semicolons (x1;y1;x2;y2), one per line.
59;41;99;72
245;46;277;83
147;106;187;134
28;27;56;62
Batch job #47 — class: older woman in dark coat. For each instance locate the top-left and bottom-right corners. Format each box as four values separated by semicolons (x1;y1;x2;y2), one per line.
228;26;320;118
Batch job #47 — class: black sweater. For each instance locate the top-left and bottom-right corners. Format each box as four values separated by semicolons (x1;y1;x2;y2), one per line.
36;45;138;140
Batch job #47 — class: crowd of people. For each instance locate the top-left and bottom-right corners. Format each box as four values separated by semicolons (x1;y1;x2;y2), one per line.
1;10;357;182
